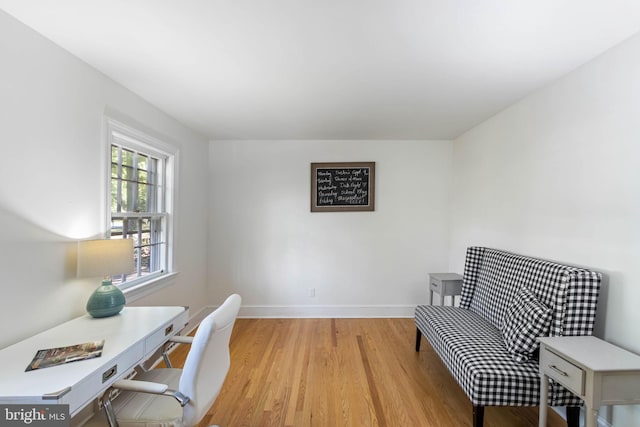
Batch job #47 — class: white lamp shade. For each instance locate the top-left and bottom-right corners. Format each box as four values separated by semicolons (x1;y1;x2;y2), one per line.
77;239;135;278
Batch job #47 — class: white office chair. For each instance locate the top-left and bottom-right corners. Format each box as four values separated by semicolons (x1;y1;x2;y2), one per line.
92;294;241;427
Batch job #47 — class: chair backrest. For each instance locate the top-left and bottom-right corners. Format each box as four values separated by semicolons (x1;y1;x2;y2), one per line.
179;294;241;426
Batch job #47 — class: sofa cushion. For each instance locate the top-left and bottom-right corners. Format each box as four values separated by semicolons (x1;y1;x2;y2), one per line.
415;304;582;407
415;304;541;406
501;286;552;362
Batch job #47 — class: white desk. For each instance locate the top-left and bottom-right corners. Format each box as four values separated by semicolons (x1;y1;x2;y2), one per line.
538;336;640;427
0;306;188;418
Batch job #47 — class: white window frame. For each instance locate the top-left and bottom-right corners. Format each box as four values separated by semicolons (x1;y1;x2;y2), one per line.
103;117;178;299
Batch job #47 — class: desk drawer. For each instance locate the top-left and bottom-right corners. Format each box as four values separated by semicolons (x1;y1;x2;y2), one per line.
542;349;585;396
145;309;189;354
70;340;145;416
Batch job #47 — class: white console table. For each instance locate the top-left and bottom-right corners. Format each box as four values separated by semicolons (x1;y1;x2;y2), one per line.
428;273;463;306
538;336;640;427
0;306;188;418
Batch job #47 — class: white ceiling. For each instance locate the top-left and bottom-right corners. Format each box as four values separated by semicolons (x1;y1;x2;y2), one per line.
2;1;640;140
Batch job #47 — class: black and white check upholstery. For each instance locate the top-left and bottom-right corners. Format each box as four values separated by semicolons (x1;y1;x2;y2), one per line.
415;247;601;413
501;285;552;362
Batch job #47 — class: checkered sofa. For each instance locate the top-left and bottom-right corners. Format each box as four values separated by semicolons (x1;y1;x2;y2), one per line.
415;247;601;427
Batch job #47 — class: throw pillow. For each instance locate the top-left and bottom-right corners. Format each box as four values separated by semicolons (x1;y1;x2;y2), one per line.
501;285;552;362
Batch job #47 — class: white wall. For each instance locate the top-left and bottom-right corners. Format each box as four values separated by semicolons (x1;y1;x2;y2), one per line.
450;32;640;425
0;11;210;349
208;140;452;316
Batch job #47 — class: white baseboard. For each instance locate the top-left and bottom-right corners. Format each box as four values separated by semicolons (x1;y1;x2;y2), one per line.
238;305;415;318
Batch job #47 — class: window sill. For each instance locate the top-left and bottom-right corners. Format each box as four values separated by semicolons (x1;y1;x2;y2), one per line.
123;272;179;303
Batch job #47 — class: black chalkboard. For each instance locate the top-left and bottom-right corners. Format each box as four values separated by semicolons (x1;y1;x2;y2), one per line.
310;162;375;212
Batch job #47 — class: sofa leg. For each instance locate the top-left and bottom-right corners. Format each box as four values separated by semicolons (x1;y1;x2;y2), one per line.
415;328;422;351
566;406;580;427
473;405;484;427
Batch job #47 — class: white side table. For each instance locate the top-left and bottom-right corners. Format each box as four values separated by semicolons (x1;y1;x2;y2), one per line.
538;336;640;427
428;273;463;306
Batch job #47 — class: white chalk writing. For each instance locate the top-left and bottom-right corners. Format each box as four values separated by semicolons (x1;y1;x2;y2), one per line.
315;167;371;206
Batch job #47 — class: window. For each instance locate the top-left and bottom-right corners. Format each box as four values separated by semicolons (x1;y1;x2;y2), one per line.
105;118;176;291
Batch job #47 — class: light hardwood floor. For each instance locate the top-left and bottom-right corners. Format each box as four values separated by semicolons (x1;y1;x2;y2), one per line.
165;318;567;427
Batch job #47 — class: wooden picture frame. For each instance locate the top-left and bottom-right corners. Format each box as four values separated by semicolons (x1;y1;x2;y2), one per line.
310;162;375;212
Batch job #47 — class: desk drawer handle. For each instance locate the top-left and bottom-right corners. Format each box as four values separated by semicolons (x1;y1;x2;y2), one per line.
165;324;174;336
549;365;569;377
102;364;118;383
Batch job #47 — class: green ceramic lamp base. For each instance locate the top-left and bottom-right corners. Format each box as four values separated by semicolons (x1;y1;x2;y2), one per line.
86;280;126;318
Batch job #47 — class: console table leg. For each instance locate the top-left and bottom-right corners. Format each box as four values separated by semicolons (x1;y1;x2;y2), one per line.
585;405;598;427
539;374;548;427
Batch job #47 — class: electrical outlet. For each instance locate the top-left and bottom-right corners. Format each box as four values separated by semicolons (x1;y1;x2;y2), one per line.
308;288;315;297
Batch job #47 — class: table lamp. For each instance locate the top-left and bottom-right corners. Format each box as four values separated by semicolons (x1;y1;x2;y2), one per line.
77;239;135;318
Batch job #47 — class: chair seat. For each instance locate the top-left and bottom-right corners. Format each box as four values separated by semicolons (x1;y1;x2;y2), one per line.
85;369;184;427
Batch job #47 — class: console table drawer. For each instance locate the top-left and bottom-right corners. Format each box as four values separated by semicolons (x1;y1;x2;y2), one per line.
429;280;443;293
541;349;585;395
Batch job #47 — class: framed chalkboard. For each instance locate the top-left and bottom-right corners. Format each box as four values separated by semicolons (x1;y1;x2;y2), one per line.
310;162;375;212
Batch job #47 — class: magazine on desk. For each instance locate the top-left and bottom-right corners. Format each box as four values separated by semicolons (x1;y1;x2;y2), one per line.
25;339;105;371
